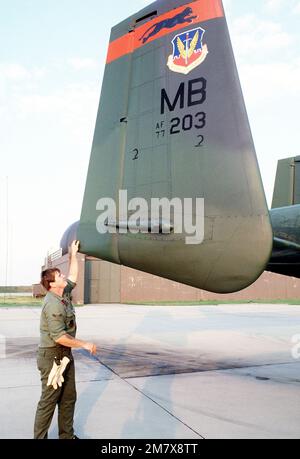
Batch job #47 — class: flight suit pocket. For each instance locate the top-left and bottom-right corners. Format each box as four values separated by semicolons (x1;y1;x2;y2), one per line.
37;354;56;375
66;311;75;329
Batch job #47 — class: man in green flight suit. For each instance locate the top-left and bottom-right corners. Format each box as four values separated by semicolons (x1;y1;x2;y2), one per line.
34;240;97;439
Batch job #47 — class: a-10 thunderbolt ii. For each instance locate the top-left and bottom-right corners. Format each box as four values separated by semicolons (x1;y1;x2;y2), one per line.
61;0;300;294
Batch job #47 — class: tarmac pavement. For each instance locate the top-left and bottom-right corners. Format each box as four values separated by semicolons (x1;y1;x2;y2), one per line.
0;304;300;439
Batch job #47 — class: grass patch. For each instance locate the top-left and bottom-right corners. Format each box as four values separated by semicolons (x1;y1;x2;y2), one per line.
0;296;43;307
125;299;300;306
1;297;299;308
0;296;85;308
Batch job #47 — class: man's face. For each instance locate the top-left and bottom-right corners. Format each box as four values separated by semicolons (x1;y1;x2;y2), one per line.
52;271;68;289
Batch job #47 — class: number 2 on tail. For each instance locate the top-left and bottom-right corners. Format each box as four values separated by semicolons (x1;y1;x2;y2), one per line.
195;135;204;148
132;149;139;160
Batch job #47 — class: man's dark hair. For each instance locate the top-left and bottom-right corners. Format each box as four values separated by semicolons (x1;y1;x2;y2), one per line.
41;269;60;291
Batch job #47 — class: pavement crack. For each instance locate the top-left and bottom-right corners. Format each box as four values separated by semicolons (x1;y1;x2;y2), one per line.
92;354;206;439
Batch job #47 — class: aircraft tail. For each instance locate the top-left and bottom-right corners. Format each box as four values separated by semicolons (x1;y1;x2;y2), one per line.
272;156;300;209
77;0;273;293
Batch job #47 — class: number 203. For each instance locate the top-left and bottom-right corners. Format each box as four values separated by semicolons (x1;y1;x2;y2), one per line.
170;112;206;135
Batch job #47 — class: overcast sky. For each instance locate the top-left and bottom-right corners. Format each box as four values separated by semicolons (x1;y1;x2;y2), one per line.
0;0;299;286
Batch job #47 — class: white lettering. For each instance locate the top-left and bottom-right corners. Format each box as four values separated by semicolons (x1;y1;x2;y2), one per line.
96;198;116;234
184;198;205;245
291;334;300;360
96;192;205;245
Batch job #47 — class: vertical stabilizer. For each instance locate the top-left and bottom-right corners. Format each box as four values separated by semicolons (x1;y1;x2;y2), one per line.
78;0;273;293
272;156;300;209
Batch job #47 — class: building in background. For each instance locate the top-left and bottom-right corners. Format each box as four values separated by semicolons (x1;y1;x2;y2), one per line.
34;250;300;305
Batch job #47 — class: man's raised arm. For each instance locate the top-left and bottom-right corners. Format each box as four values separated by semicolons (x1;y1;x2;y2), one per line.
68;240;80;284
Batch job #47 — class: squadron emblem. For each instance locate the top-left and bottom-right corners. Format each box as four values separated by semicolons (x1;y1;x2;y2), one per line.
167;27;208;75
139;7;197;44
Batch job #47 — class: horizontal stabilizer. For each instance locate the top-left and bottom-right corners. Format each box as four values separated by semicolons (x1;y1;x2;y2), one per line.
273;237;300;252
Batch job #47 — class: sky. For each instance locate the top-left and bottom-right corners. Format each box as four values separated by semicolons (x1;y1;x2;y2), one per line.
0;0;300;286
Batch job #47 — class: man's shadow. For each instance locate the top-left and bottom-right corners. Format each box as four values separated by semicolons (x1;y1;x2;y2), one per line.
62;307;206;439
